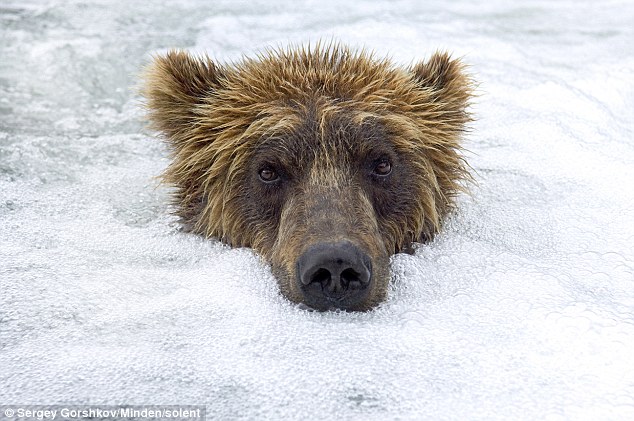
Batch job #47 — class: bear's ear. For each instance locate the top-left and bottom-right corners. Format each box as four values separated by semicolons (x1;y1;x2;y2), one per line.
141;50;223;145
411;52;472;124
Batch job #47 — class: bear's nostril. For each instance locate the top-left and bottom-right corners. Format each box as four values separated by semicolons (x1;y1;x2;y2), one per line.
340;268;360;288
310;268;332;286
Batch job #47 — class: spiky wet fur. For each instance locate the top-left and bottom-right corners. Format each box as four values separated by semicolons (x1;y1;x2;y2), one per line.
142;43;472;310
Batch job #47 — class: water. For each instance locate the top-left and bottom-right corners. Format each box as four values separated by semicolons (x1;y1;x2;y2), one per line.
1;1;633;419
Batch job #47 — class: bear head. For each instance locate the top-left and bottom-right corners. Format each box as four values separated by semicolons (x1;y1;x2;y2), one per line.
142;43;472;311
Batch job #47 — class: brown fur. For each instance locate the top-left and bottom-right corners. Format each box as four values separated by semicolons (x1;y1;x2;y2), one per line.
142;43;472;310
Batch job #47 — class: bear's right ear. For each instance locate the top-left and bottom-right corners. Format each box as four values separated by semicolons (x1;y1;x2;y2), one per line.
410;52;472;127
141;50;223;145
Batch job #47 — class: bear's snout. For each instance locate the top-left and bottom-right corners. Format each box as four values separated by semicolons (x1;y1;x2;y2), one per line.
296;241;372;310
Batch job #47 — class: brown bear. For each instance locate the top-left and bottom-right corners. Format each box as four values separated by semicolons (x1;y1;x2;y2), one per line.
142;43;472;311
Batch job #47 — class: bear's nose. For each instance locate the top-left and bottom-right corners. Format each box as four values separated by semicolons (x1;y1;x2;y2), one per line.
297;241;372;310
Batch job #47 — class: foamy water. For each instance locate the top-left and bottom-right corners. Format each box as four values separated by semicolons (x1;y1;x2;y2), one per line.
1;1;633;419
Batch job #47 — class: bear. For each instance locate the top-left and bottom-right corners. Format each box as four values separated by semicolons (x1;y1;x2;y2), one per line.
141;43;472;311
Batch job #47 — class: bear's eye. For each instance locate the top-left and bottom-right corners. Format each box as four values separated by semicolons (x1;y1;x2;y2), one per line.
258;168;279;183
373;160;392;176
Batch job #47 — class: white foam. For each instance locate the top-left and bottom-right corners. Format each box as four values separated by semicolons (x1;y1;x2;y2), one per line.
1;0;633;419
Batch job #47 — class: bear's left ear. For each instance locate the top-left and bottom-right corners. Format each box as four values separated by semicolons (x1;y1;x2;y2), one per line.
411;52;472;125
141;50;224;146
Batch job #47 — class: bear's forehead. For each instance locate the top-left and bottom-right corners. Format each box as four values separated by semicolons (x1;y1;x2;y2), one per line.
218;48;420;105
194;48;447;170
200;88;429;164
254;106;389;152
